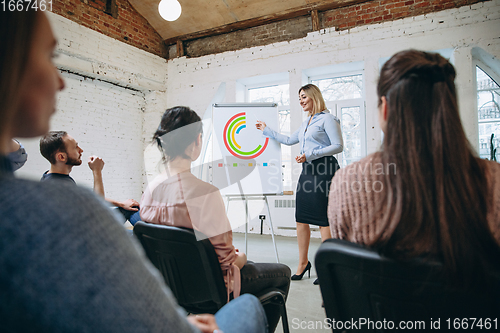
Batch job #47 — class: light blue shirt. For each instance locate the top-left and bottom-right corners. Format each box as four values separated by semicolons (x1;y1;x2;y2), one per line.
263;111;343;162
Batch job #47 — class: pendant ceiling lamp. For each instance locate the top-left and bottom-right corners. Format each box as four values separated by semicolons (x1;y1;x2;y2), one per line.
158;0;182;21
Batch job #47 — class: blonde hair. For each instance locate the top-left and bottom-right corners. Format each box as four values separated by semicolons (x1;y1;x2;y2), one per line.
299;84;327;116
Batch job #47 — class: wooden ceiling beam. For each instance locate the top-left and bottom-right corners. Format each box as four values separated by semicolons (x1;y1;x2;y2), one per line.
176;39;184;57
163;0;368;45
311;10;320;31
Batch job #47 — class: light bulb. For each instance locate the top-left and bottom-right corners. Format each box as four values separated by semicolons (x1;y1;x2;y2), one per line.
158;0;182;22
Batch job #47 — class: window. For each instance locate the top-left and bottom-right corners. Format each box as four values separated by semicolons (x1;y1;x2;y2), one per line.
247;83;292;190
311;73;366;167
86;0;118;18
313;75;363;101
247;84;290;106
477;66;500;160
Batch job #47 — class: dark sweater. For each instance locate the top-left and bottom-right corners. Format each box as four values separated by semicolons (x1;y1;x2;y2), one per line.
40;170;76;185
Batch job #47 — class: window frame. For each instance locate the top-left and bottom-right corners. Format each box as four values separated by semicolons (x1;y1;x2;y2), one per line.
243;78;294;190
334;99;367;167
308;70;367;167
474;61;500;160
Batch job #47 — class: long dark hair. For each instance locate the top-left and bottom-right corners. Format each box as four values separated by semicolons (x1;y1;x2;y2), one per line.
152;106;202;162
0;11;39;134
374;50;499;287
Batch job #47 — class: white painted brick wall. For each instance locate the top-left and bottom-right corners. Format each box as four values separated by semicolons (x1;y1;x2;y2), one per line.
47;13;167;90
16;12;168;204
18;72;145;202
142;91;169;189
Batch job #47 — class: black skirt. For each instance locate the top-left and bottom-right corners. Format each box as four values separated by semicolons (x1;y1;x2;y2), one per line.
295;156;339;227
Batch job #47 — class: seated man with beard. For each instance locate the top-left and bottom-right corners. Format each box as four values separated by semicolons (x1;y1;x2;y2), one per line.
40;131;141;225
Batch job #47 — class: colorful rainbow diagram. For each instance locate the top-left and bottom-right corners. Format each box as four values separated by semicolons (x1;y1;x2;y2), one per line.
223;112;269;160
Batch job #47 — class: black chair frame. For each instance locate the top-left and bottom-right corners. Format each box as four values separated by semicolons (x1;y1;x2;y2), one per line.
134;221;289;333
315;238;500;332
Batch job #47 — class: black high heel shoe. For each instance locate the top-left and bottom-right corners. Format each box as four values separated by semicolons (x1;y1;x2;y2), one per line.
291;261;311;280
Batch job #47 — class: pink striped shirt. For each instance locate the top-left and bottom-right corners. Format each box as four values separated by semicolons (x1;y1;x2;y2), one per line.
140;171;241;299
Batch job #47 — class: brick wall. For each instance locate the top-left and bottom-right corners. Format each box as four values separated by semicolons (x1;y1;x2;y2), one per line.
183;16;312;58
322;0;484;30
50;72;146;200
52;0;167;58
86;0;107;12
176;0;487;58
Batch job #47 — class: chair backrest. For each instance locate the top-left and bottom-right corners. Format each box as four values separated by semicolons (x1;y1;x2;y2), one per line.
133;221;227;314
315;239;500;331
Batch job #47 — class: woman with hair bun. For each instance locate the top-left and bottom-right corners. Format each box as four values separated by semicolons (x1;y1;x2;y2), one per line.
141;106;291;333
256;84;343;284
328;50;500;288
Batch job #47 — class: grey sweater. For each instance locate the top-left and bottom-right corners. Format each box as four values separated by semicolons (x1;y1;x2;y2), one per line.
0;155;199;332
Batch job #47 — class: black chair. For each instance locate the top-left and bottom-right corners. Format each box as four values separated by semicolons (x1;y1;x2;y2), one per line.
133;221;289;333
315;238;500;332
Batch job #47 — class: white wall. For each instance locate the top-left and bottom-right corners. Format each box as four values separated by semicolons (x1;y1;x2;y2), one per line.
16;12;168;203
159;0;500;236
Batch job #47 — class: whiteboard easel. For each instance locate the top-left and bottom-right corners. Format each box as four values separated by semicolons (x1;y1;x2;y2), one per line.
211;103;283;262
211;103;282;196
226;195;279;262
